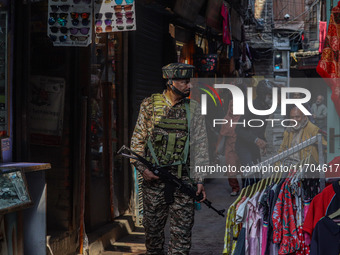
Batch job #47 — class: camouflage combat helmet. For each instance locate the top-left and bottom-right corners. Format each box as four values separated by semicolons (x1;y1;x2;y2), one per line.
162;63;195;80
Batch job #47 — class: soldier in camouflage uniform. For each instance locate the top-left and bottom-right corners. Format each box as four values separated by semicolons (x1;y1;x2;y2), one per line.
130;63;209;255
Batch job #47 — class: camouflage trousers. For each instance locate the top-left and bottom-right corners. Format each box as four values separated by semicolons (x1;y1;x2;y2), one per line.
142;177;195;255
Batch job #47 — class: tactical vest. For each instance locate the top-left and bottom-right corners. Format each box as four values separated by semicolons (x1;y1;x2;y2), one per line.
145;93;193;178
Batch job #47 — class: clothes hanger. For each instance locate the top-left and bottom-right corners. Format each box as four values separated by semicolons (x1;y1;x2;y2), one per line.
329;208;340;219
273;172;279;184
244;183;254;197
249;176;261;197
260;178;268;192
257;178;264;192
249;182;257;198
276;171;283;184
255;177;262;192
268;173;274;185
233;189;244;206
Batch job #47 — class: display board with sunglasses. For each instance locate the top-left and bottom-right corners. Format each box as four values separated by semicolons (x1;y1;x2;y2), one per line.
94;0;136;33
48;0;92;47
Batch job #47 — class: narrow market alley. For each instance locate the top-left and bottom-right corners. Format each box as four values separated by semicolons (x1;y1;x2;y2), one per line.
101;178;236;255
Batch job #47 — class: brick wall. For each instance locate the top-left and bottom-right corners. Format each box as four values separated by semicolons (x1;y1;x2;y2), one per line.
252;53;274;77
245;0;273;49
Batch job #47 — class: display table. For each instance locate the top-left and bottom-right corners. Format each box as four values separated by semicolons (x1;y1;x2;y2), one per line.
0;162;51;255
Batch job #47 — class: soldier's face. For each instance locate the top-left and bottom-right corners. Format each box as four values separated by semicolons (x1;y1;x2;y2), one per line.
173;79;191;95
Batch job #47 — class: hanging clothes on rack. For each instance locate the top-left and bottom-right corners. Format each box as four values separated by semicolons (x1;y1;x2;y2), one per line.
223;166;331;255
316;1;340;117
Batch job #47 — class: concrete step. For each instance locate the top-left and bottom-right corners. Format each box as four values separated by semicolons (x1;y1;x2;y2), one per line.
101;226;146;255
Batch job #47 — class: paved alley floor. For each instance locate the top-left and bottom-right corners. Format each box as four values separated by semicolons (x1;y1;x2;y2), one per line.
102;178;238;255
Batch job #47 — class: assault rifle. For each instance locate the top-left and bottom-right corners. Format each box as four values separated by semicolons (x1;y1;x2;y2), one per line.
117;145;225;217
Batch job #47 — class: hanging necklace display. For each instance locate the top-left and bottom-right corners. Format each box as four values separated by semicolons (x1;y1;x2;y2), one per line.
47;0;92;47
94;0;136;33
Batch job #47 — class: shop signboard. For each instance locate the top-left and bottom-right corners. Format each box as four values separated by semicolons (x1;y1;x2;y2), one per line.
29;76;65;146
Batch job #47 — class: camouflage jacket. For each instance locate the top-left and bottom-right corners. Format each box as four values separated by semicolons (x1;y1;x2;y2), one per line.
130;90;209;183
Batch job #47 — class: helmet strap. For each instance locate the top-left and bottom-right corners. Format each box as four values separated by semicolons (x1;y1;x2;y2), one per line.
168;82;189;98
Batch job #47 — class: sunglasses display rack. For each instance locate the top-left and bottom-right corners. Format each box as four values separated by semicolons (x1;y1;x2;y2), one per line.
94;0;136;33
48;0;93;47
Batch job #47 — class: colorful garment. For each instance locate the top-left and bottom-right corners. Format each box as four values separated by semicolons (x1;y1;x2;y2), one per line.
236;196;247;211
261;221;268;255
303;200;312;246
293;180;310;255
223;202;242;255
272;181;300;254
296;226;310;255
246;192;262;255
303;183;335;237
316;2;340;117
221;3;231;45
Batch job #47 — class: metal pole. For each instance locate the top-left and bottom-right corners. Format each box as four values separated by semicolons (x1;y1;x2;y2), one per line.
79;97;87;254
317;134;325;190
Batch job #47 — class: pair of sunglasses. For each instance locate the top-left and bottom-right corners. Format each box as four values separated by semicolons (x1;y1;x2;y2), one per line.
49;17;68;26
95;26;114;33
50;12;68;19
49;13;68;25
116;24;134;30
50;27;90;35
71;12;90;20
50;5;70;12
49;34;68;42
72;19;90;26
113;5;133;12
50;26;68;34
95;19;113;26
114;11;133;19
95;0;114;3
73;0;91;3
70;35;89;41
97;12;115;19
114;0;134;4
70;27;90;35
116;18;134;25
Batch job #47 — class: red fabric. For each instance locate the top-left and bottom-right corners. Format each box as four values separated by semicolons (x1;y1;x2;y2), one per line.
221;4;231;45
272;181;300;254
296;226;310;255
319;22;327;53
316;4;340;117
302;184;335;236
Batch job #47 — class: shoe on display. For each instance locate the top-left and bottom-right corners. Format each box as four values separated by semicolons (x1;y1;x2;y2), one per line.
230;191;239;196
